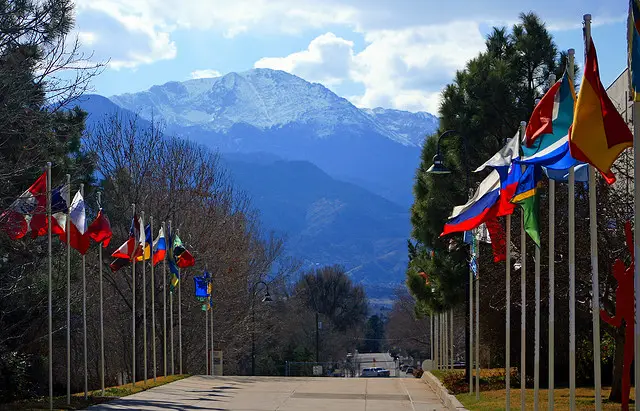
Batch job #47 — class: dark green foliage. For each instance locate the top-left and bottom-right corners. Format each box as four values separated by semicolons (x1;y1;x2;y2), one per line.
0;0;95;402
359;315;385;353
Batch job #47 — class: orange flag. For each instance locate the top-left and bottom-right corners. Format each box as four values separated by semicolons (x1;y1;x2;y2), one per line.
568;38;632;183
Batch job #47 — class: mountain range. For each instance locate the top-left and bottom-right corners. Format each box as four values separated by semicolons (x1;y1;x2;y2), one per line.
76;68;439;299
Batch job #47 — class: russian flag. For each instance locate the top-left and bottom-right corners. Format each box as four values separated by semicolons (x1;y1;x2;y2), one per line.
474;132;520;216
441;170;501;236
152;226;166;266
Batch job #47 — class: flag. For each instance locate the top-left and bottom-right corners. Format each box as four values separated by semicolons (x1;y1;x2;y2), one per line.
418;272;430;286
152;226;167;266
441;170;501;236
511;165;541;247
475;132;520;216
173;234;195;268
87;209;113;247
485;218;507;262
524;73;576;150
0;172;47;239
50;184;70;237
135;224;153;262
111;215;142;259
167;225;180;291
629;0;640;101
62;190;91;254
569;38;633;182
194;272;210;299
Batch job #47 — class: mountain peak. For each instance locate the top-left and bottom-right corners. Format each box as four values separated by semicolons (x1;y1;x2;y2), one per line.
109;68;438;146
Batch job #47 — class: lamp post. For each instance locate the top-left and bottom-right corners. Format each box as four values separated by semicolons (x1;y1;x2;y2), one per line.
251;280;272;376
426;129;472;387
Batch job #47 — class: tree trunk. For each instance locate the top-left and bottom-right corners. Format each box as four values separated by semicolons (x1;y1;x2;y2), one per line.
609;326;626;403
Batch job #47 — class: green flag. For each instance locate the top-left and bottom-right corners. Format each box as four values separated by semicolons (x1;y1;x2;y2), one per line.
511;165;541;247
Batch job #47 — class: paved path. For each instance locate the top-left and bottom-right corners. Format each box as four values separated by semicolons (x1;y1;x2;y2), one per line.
88;375;446;410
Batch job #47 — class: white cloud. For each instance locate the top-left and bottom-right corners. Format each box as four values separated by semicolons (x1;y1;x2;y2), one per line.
255;22;485;113
255;33;354;86
190;69;223;79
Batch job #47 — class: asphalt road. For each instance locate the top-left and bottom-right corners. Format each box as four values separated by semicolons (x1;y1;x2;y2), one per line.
86;375;446;410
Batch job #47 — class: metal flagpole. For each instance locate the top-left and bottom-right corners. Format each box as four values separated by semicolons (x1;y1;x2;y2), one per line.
210;275;214;376
436;314;439;369
176;228;182;375
469;235;474;393
98;192;105;395
430;315;434;365
151;216;156;383
65;173;71;405
475;240;480;399
450;309;454;369
47;162;53;411
634;42;640;411
547;71;557;411
534;243;540;409
582;14;602;410
141;211;147;385
81;184;88;399
205;304;209;374
443;311;447;370
169;220;174;375
178;271;183;374
505;213;512;410
519;121;527;411
567;46;577;411
163;221;167;377
132;203;136;386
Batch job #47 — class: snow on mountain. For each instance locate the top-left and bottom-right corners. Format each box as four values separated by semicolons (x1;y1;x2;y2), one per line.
362;107;439;146
109;68;438;146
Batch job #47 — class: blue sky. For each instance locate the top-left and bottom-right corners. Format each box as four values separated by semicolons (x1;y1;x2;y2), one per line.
74;0;625;114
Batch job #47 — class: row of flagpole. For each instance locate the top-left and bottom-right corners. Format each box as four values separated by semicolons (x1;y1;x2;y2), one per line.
435;10;638;410
431;309;455;370
22;173;192;408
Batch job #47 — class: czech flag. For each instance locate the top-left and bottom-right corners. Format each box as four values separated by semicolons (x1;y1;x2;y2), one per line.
0;171;47;239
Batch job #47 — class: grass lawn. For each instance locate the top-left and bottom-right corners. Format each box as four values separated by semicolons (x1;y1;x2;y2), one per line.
1;374;189;410
457;387;635;410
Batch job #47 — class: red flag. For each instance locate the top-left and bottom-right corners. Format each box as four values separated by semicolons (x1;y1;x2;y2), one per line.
0;172;47;239
485;218;506;263
88;209;113;247
109;257;130;272
176;249;195;268
525;80;562;146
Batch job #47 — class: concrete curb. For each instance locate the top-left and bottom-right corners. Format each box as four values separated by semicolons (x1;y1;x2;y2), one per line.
422;371;468;411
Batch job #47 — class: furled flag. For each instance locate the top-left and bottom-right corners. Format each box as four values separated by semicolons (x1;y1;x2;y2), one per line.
441;170;501;236
87;209;113;247
511;165;541;247
152;226;167;266
629;0;640;101
569;38;633;183
167;226;180;291
61;190;91;254
0;172;47;239
135;225;153;262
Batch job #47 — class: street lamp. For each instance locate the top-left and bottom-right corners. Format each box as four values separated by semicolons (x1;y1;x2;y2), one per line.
251;280;272;376
426;129;472;390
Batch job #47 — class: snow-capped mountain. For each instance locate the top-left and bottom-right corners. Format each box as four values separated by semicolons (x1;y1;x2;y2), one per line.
110;69;438;147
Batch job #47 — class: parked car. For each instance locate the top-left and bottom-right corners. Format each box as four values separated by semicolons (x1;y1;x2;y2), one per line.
399;364;408;371
360;368;379;377
405;367;414;374
373;367;390;377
